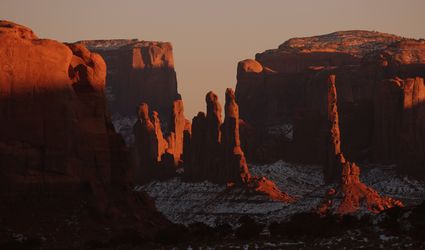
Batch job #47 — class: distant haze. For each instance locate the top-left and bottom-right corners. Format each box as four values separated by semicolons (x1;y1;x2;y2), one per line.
1;0;425;118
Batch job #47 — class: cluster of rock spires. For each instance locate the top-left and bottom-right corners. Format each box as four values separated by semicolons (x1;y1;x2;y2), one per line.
235;30;425;177
133;98;191;182
133;88;293;202
185;89;251;184
319;75;403;214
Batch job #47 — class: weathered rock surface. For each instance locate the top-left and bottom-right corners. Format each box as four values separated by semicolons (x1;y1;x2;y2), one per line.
133;103;163;182
364;39;425;78
373;78;404;163
0;21;168;247
319;75;402;214
325;75;342;183
221;88;251;184
80;39;180;121
166;99;186;167
185;92;222;182
398;77;425;175
256;30;401;75
185;112;208;180
133;99;189;182
236;30;425;176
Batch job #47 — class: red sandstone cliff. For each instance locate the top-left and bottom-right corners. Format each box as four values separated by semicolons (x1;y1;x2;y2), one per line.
80;39;180;121
0;21;168;248
236;31;425;176
133;98;189;182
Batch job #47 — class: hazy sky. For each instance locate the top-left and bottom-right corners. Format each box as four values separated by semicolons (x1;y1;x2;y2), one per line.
2;0;425;118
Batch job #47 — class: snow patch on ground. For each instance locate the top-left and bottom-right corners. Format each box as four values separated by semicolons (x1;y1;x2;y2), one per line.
361;164;425;205
138;161;425;226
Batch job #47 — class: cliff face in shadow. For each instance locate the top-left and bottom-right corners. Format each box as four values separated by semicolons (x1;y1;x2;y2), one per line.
318;74;403;215
235;30;425;176
80;39;180;123
0;21;168;249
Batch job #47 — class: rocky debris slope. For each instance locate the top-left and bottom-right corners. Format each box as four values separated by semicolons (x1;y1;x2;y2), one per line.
235;31;425;177
80;39;180;125
0;20;168;248
319;75;402;215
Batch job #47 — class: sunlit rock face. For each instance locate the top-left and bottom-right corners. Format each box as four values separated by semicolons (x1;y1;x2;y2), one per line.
0;20;110;183
236;30;425;176
166;99;188;167
324;75;341;183
132;99;190;183
80;39;180;122
0;21;168;246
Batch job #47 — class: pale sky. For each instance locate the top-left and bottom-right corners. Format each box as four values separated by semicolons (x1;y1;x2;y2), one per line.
2;0;425;118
